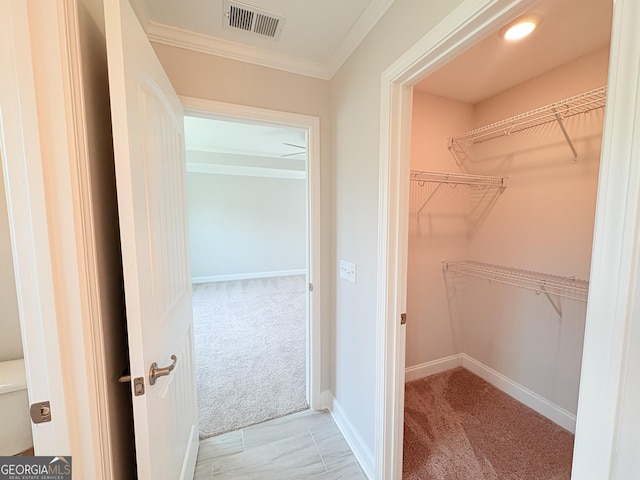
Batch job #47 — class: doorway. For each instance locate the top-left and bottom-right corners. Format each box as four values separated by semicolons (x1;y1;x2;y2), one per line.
185;115;309;438
375;0;640;478
402;0;610;476
180;97;322;440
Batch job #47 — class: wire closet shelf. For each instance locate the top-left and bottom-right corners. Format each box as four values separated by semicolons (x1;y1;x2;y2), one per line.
449;86;607;148
410;171;507;215
442;260;589;303
410;170;507;187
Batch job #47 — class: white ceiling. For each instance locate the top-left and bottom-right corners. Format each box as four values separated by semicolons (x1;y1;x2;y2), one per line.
152;0;611;162
415;0;612;103
134;0;613;91
131;0;395;79
184;116;306;161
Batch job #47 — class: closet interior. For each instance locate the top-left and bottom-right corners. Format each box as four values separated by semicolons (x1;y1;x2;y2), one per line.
404;0;612;474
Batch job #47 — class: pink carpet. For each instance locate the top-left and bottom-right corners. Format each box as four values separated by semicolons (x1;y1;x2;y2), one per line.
403;368;574;479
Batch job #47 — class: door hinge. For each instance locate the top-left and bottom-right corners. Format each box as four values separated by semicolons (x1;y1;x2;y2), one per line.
30;401;52;424
400;313;407;325
309;283;313;292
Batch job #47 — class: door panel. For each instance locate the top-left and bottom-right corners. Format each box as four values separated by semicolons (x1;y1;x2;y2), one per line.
104;0;198;478
0;0;70;454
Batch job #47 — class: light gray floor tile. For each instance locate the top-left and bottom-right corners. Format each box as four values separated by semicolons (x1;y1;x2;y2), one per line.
242;409;333;450
310;461;366;480
198;430;245;462
211;431;326;479
311;423;357;471
193;461;212;480
195;410;366;480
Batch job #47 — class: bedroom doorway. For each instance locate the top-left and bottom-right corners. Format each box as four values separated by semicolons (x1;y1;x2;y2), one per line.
181;100;322;440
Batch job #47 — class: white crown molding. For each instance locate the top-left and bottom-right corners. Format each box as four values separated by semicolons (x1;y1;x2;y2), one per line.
186;144;306;161
145;0;396;80
186;162;305;179
146;21;331;80
327;0;396;76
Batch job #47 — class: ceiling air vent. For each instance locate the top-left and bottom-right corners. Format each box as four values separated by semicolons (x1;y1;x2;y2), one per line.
224;1;285;40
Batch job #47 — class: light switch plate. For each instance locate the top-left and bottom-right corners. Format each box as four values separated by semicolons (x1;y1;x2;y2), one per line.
339;260;357;283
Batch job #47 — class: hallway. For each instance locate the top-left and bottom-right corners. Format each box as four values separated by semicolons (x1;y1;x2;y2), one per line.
194;409;365;479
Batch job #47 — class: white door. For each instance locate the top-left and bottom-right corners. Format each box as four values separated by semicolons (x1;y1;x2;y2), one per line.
104;1;199;478
0;0;71;453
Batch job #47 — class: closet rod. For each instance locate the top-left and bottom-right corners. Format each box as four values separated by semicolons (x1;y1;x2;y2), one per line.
449;86;607;148
442;261;589;313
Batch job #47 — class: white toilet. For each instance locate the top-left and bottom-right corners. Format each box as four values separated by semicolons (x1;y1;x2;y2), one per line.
0;358;33;455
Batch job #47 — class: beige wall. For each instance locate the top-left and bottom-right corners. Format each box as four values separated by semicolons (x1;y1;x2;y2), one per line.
469;47;608;276
0;159;23;362
152;43;334;391
329;0;465;455
407;46;609;417
406;92;474;368
465;48;607;414
152;44;330;118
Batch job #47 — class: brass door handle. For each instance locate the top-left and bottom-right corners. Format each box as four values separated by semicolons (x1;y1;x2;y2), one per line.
149;355;177;385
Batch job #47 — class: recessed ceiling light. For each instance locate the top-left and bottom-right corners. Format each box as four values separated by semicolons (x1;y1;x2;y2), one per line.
502;17;539;41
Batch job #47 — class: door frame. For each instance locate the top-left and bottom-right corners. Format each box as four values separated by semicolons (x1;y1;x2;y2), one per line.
0;0;112;477
180;96;322;410
376;0;640;479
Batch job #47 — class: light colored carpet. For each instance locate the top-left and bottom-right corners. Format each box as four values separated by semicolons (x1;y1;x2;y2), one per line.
403;368;574;479
192;275;308;439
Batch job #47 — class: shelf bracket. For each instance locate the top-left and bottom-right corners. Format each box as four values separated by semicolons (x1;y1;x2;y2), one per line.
417;182;443;216
553;109;578;160
447;138;467;170
447;138;459;165
539;283;563;318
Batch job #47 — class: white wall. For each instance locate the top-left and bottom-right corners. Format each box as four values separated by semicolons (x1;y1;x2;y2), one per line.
0;157;23;362
407;47;609;418
330;0;465;457
187;171;306;280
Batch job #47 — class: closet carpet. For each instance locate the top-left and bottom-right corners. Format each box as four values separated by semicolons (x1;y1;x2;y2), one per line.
192;275;308;439
403;368;574;480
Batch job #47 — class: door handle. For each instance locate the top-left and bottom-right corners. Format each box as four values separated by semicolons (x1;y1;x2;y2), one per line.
149;355;177;385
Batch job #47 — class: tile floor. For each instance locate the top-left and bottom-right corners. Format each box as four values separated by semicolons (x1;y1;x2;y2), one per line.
195;409;366;480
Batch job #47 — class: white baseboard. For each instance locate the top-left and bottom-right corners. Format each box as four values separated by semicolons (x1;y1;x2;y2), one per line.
404;353;576;433
324;392;374;480
461;354;576;433
404;354;463;382
192;269;306;284
320;390;334;411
